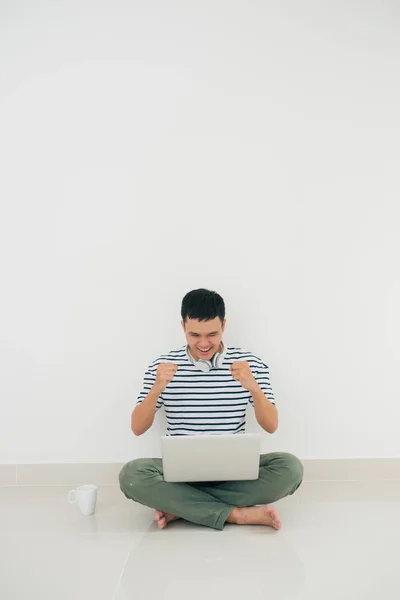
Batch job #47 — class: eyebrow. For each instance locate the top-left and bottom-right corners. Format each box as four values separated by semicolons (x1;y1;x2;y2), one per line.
188;331;219;335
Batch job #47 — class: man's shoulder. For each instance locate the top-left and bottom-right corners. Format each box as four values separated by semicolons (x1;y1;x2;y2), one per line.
148;345;187;368
226;346;268;367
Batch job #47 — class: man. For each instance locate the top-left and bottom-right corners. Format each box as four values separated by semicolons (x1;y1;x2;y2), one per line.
119;288;303;531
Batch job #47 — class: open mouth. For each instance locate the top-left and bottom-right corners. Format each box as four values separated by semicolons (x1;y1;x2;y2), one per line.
199;347;212;355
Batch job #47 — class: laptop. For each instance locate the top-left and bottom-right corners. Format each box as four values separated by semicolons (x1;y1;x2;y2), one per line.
161;433;260;483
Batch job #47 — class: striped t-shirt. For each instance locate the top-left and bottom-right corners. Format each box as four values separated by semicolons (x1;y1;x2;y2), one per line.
136;344;276;436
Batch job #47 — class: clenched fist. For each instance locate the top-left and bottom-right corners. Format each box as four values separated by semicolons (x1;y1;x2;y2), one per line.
154;363;178;393
230;361;258;392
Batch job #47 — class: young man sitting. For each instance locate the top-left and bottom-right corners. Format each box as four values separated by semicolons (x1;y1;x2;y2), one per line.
119;288;303;531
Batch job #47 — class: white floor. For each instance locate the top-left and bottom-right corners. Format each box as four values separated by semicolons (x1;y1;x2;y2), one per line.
1;480;400;600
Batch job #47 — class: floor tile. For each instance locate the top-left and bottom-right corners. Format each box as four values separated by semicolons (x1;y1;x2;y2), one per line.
1;481;400;600
0;534;132;600
0;485;151;537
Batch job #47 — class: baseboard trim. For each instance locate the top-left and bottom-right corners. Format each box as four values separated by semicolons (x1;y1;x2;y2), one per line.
1;458;400;486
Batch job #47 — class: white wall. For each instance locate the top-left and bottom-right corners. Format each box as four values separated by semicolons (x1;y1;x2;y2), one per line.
1;1;399;463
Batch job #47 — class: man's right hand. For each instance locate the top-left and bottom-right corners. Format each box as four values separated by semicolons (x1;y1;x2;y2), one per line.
154;363;178;393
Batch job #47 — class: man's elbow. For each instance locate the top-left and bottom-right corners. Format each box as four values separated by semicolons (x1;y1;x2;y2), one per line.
131;412;152;436
131;419;147;436
131;423;143;436
260;414;279;434
266;422;278;434
131;412;143;436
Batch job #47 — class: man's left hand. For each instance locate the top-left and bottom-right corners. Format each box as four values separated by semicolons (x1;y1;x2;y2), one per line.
230;361;258;392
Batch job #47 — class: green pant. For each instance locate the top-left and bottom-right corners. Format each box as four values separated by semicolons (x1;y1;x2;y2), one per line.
119;452;303;531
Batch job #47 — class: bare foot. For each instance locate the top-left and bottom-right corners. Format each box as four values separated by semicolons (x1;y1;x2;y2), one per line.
227;504;281;530
154;510;181;529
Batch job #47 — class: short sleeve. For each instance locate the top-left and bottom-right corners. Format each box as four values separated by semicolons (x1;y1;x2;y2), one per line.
249;359;276;406
136;361;164;411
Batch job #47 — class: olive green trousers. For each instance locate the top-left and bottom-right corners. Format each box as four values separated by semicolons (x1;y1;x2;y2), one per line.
119;452;303;531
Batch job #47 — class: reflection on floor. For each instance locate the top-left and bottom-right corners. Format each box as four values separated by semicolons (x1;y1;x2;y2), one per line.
1;480;400;599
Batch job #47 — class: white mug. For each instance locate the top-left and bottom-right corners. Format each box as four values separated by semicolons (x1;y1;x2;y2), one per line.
68;484;98;515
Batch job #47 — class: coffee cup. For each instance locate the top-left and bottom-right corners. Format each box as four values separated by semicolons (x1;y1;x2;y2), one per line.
68;484;98;515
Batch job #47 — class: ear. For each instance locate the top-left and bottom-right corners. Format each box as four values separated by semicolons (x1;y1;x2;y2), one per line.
181;320;185;331
221;318;226;332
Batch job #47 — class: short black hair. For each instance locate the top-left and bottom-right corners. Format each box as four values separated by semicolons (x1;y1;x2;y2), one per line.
181;288;225;324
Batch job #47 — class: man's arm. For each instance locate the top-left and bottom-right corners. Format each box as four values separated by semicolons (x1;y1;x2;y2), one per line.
248;382;278;433
131;362;178;436
131;383;164;436
230;360;278;434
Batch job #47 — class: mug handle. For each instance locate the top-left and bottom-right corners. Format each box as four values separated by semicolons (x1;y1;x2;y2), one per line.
68;489;77;504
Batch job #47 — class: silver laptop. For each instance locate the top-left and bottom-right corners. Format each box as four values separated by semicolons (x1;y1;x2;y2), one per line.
161;433;260;483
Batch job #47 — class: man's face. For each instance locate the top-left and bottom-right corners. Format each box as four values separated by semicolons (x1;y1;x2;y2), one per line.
181;317;226;362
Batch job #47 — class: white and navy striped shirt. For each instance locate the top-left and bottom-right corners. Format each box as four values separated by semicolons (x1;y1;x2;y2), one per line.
136;344;276;436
